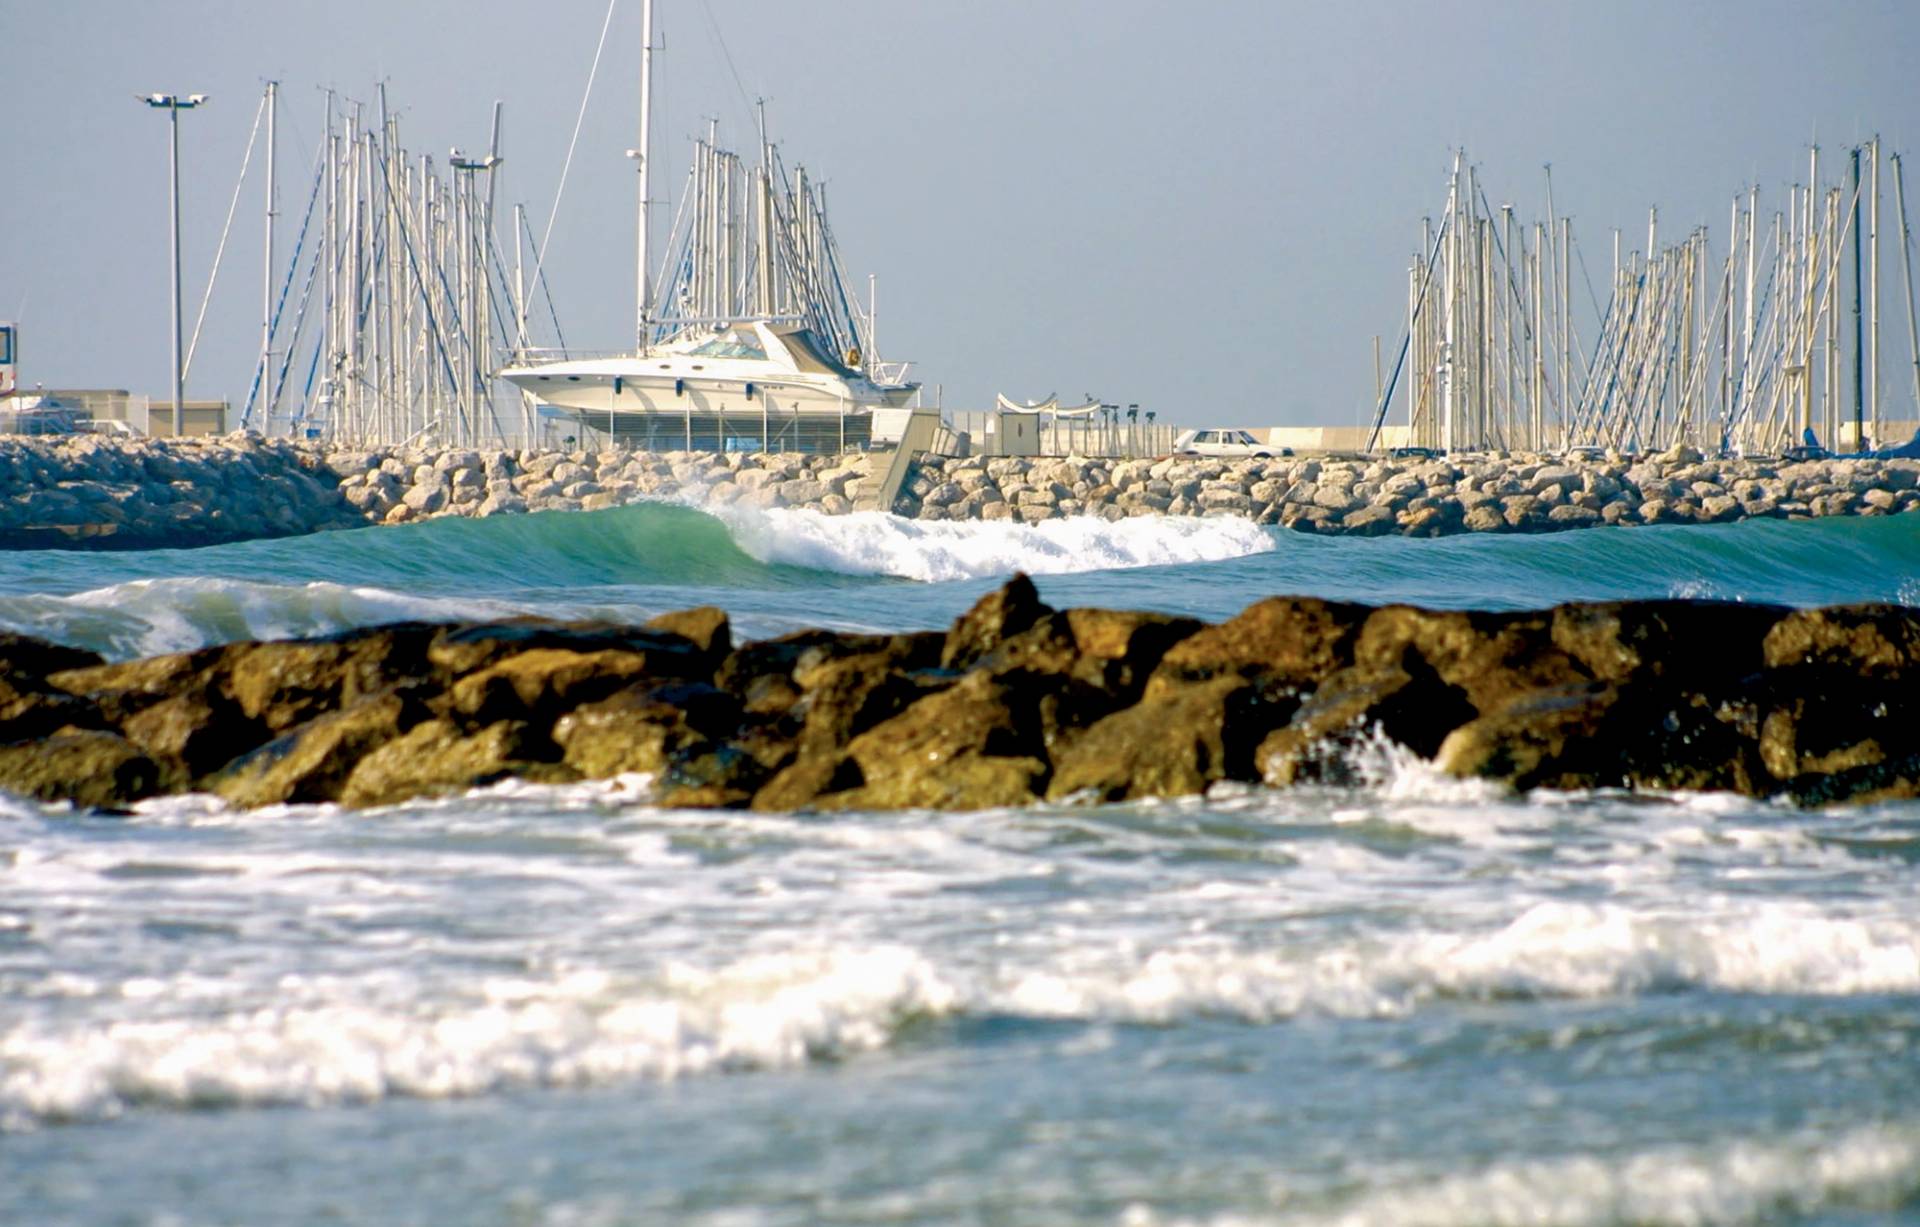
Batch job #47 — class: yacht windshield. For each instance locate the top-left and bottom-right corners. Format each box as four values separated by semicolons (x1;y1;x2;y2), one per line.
688;333;767;360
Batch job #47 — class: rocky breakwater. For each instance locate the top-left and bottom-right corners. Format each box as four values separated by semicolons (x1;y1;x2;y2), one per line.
896;445;1920;534
4;577;1918;813
0;435;364;548
327;446;879;524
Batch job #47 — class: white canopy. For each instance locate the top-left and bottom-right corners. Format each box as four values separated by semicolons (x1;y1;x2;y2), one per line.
995;394;1103;418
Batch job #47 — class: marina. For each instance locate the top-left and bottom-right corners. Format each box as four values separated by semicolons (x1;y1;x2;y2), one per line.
1376;145;1920;458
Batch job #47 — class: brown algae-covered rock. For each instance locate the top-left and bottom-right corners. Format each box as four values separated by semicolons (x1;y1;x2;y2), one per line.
4;583;1920;813
0;731;165;810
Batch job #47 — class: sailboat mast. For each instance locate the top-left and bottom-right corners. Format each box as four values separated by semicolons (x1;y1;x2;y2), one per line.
259;81;277;425
633;0;656;353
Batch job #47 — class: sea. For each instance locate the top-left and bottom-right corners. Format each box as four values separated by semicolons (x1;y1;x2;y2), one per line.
3;502;1919;1227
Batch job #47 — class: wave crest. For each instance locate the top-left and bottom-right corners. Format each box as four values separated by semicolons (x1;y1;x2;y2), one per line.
0;945;955;1129
717;506;1276;582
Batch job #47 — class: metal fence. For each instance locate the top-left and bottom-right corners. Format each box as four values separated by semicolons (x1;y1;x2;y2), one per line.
944;411;1176;459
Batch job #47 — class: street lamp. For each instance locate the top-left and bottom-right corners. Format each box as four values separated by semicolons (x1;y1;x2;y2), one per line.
140;92;208;438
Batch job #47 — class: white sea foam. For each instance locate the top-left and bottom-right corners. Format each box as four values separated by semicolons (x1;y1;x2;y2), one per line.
0;577;520;660
0;945;955;1129
3;868;1916;1128
716;505;1275;582
1667;577;1732;601
1130;1122;1920;1227
995;901;1920;1025
32;894;1905;1126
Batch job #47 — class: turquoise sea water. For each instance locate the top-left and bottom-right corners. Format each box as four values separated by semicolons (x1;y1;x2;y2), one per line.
3;504;1919;1226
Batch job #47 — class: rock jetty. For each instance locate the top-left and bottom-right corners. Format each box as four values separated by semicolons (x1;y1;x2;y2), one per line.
4;578;1917;813
0;434;363;548
5;436;1920;549
324;444;880;523
893;446;1920;533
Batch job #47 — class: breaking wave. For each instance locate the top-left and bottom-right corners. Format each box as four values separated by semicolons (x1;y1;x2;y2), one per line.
0;945;955;1129
716;504;1277;582
0;578;521;662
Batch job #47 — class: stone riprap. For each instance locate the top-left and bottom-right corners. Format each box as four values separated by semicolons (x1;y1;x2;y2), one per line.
6;435;1920;549
325;445;881;524
4;578;1918;813
0;435;364;548
893;447;1920;534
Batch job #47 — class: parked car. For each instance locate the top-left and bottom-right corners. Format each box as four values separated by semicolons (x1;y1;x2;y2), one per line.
1387;445;1444;460
1173;428;1289;458
1781;443;1830;462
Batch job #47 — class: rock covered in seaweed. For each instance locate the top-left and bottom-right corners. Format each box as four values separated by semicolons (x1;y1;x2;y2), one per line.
3;581;1919;812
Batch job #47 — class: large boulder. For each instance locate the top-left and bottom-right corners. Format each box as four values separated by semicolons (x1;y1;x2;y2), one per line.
1048;676;1292;801
448;647;695;724
0;731;164;809
1259;660;1478;785
1150;596;1365;692
811;672;1049;811
1350;606;1581;716
427;620;709;679
552;682;743;778
213;691;416;808
942;574;1052;670
645;606;733;672
342;719;572;808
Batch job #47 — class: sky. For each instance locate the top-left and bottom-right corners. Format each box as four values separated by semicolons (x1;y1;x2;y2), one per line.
3;0;1918;429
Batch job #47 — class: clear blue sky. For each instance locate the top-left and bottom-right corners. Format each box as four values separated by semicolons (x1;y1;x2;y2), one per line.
3;1;1917;428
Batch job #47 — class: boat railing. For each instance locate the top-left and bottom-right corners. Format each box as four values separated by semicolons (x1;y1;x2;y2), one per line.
500;347;637;366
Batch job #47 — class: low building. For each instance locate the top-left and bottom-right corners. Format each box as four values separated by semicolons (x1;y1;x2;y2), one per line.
20;390;227;437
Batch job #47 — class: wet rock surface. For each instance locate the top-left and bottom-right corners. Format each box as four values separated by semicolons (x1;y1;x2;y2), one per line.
3;580;1917;812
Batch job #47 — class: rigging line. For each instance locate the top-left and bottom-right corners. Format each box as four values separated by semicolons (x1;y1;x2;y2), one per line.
699;0;758;134
366;138;464;397
265;152;332;425
518;207;568;352
272;238;321;423
1364;211;1452;451
183;90;268;381
532;0;619;297
242;142;326;426
1571;229;1606;323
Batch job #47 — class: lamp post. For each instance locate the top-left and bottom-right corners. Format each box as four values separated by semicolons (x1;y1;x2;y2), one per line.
141;92;207;437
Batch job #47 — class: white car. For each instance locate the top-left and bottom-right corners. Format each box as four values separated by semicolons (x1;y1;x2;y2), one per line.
1173;428;1288;458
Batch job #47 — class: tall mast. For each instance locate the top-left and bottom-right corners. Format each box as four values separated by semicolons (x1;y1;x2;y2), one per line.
755;100;773;318
259;80;277;428
1852;145;1865;449
633;0;656;353
1893;154;1920;420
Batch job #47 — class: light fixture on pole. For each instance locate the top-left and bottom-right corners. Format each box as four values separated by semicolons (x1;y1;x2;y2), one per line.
139;92;208;438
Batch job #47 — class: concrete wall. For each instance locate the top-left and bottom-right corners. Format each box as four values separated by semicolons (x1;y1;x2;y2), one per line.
1260;425;1411;454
